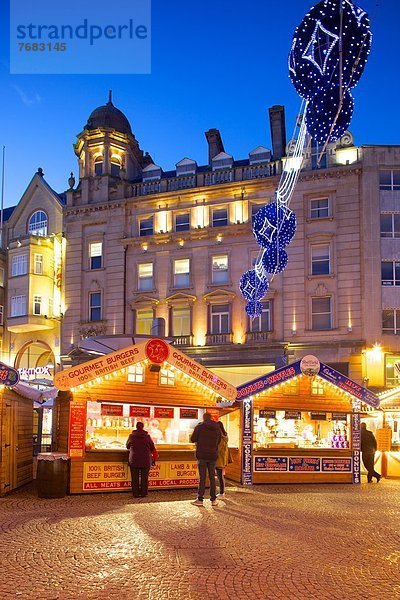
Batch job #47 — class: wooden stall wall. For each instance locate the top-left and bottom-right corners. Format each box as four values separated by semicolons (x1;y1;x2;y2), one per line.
0;389;33;496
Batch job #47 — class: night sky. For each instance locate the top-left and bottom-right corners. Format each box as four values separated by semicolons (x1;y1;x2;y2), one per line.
0;0;398;207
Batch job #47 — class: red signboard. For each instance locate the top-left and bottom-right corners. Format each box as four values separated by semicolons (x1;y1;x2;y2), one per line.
68;402;86;458
180;408;198;419
130;405;151;418
101;404;123;416
154;407;174;419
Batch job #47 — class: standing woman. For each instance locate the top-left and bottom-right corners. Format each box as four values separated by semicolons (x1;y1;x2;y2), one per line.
126;422;158;498
215;421;229;498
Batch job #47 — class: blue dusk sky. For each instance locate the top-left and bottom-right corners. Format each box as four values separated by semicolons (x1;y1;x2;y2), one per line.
0;0;398;208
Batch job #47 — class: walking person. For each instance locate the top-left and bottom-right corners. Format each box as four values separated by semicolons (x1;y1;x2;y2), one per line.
190;412;221;506
126;422;158;498
361;422;381;483
215;421;229;498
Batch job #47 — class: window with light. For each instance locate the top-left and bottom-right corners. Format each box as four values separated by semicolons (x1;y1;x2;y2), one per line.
89;242;103;270
175;213;190;232
160;368;175;386
138;263;153;291
172;306;191;336
385;356;400;387
212;255;229;284
381;261;400;286
127;364;145;383
34;254;43;275
311;379;325;395
11;254;28;277
380;214;400;238
33;295;42;316
382;309;400;334
210;304;230;334
379;171;400;191
136;308;153;335
11;295;27;317
212;208;228;228
249;301;272;332
174;259;190;288
28;211;48;236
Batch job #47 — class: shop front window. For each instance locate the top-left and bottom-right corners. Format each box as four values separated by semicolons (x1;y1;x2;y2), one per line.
385;355;400;388
253;410;350;450
85;401;203;449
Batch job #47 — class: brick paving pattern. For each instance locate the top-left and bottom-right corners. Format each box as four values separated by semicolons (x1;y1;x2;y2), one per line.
0;480;399;599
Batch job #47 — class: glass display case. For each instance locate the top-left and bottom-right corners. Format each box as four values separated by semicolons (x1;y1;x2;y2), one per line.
385;412;400;450
85;401;202;450
253;409;350;450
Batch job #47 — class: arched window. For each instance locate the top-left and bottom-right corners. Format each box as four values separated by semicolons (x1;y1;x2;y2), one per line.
94;157;103;176
28;211;48;236
110;158;121;177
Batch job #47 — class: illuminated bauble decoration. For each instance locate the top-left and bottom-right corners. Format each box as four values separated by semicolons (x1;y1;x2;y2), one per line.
289;0;372;101
262;246;288;275
305;87;354;144
245;300;263;318
253;204;297;249
239;269;269;302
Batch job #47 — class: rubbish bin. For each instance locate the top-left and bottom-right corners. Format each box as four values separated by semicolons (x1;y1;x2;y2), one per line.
36;453;70;498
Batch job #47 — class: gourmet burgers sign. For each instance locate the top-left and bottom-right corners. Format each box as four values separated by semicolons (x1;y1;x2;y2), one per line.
54;339;237;402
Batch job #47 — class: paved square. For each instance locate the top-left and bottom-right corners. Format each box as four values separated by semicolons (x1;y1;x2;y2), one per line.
0;481;399;599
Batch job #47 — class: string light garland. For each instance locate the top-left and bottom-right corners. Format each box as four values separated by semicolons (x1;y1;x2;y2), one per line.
240;0;372;318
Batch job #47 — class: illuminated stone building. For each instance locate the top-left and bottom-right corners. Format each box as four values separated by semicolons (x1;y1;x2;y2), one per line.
1;169;65;384
56;97;400;390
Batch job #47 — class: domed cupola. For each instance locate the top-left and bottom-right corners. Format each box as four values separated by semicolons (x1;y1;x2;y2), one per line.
85;92;132;136
74;91;146;186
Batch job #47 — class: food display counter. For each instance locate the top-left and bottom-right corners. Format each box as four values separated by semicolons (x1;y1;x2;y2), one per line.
236;356;379;485
361;400;400;479
53;338;237;493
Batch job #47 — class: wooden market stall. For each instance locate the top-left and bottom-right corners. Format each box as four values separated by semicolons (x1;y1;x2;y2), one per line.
360;387;400;479
0;386;34;496
53;338;237;494
230;356;380;485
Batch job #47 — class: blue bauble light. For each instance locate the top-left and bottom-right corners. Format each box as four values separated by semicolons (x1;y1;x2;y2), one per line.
289;0;372;101
305;88;354;144
262;246;288;275
245;301;263;318
253;203;297;249
239;269;269;302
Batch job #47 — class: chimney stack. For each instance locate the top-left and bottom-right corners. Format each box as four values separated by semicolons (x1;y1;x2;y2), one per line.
269;105;287;161
205;128;225;164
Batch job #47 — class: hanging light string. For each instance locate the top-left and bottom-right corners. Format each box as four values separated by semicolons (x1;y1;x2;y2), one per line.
253;101;310;297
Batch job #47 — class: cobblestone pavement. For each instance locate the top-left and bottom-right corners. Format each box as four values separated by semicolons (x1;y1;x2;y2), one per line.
0;480;399;600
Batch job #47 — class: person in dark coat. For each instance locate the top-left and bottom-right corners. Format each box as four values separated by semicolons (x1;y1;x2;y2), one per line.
361;422;381;483
126;422;157;497
190;412;221;506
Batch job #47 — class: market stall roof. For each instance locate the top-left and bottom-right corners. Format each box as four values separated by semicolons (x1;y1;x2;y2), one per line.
8;381;58;403
55;338;237;403
377;385;400;409
237;355;379;408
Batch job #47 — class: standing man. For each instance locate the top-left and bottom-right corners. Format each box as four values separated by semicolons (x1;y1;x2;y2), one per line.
126;422;158;498
190;412;221;506
361;422;381;483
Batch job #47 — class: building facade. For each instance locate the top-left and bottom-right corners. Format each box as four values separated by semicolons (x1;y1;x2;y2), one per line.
1;170;65;388
59;97;400;391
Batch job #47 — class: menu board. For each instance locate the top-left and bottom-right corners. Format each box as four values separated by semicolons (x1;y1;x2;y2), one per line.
154;407;174;419
376;428;392;452
289;457;321;472
285;411;301;420
321;458;352;472
101;404;123;416
310;412;326;421
332;412;348;421
259;410;276;419
68;402;86;458
180;408;198;419
254;456;288;472
130;406;151;418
